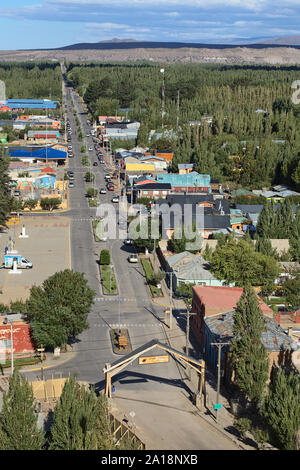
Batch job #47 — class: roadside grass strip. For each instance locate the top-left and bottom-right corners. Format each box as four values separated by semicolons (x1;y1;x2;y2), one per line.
141;258;163;297
100;264;118;295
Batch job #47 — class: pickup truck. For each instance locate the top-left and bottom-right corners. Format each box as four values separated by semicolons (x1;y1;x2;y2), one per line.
3;254;33;269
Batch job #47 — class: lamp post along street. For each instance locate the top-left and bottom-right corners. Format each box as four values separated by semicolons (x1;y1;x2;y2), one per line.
10;320;13;375
169;272;173;329
211;342;231;423
3;317;14;375
179;308;197;381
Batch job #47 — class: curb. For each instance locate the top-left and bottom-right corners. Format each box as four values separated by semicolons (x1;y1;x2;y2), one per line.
20;351;76;373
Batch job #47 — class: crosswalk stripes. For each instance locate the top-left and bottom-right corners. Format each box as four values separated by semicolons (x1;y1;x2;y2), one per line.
95;297;149;302
91;323;162;328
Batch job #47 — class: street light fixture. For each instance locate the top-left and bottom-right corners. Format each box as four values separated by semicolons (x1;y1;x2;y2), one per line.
3;316;14;375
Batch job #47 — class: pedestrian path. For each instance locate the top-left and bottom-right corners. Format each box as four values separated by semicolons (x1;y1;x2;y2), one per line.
95;296;150;303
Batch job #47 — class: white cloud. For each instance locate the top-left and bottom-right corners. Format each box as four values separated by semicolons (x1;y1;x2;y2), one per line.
44;0;267;9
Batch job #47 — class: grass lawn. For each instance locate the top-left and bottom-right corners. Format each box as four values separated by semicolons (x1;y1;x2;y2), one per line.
141;258;162;297
0;356;42;369
100;264;118;295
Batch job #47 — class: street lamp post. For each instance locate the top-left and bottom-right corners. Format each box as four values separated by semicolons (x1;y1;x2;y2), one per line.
211;342;231;423
179;307;197;381
3;317;14;375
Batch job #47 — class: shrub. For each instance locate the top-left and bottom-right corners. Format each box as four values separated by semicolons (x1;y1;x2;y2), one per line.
99;249;110;265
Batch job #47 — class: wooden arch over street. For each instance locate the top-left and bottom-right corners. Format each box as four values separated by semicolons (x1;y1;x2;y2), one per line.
103;339;206;410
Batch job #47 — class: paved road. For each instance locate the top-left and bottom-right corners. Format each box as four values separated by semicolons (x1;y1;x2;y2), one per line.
22;82;240;450
24;85;175;388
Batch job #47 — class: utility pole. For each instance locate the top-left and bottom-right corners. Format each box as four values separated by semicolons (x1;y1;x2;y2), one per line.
169;272;173;329
176;89;180;128
179;307;197;380
160;68;165;130
211;342;231;423
3;317;14;375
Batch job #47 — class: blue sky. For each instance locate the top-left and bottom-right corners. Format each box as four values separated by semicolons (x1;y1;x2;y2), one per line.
1;0;300;50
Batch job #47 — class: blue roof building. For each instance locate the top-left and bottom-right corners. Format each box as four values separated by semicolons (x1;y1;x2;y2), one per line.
3;99;57;110
156;172;211;192
10;147;66;162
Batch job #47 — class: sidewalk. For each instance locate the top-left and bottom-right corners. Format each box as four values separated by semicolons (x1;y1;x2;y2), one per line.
0;349;77;379
150;252;254;449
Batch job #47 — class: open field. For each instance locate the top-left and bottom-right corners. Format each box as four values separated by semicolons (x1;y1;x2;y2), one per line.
2;46;300;64
0;216;71;304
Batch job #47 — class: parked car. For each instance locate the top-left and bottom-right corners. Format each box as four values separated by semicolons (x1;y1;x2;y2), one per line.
88;147;93;151
112;196;119;203
99;188;107;194
128;254;138;263
68;181;75;188
93;161;98;166
124;238;133;245
107;185;114;191
105;175;111;180
13;190;20;197
67;170;74;177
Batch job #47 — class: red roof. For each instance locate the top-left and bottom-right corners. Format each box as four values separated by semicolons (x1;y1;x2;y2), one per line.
40;166;56;173
192;286;273;317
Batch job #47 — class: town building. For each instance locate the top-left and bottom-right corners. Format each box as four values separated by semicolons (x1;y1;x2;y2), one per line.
155;172;211;193
0;313;35;359
191;286;273;348
165;251;234;292
203;310;298;384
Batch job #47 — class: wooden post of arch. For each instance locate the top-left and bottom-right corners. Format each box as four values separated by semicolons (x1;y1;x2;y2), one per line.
105;364;112;398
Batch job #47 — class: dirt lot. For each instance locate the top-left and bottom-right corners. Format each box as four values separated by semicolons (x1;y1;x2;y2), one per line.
0;216;70;305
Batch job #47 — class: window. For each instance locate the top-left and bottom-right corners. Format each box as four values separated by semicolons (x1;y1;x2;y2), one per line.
154;191;159;195
162;191;167;195
143;191;148;195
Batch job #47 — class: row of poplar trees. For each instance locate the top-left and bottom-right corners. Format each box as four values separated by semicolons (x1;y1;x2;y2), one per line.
230;286;300;450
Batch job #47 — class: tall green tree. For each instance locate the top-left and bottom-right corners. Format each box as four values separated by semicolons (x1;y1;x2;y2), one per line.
0;370;45;450
256;200;277;238
49;377;139;450
263;367;300;450
230;287;269;404
26;270;96;348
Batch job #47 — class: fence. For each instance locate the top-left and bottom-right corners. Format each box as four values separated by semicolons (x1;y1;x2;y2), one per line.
110;414;146;450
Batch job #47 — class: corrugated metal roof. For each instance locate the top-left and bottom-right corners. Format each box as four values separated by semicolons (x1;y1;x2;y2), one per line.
205;311;297;351
10;148;66;160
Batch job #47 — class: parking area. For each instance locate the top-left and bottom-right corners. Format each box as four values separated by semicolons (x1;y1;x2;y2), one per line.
0;216;71;305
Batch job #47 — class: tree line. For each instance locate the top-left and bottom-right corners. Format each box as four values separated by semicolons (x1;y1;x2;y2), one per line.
67;62;300;189
0;62;62;101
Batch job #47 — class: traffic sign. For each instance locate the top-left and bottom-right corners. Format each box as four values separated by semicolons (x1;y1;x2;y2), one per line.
139;355;169;365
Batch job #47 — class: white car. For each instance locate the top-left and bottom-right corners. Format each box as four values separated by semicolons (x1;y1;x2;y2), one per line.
112;196;119;203
99;188;107;194
128;254;138;263
88;147;93;151
68;181;75;188
124;238;133;245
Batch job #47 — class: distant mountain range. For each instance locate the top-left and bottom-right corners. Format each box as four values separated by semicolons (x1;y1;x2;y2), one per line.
54;37;300;51
259;35;300;45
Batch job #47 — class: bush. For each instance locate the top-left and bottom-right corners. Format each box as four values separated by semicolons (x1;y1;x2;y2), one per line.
87;188;97;198
40;197;61;211
99;249;110;265
234;417;251;440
